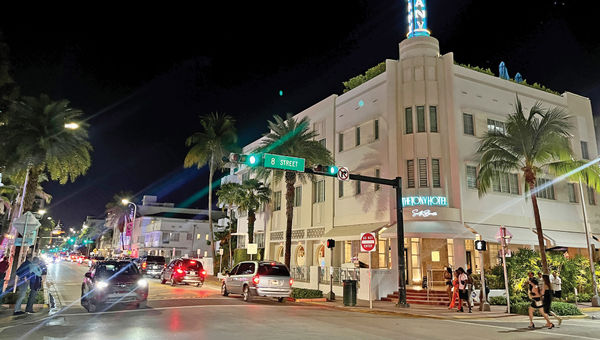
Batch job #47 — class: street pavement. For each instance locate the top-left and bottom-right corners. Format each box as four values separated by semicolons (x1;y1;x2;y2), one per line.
1;261;600;339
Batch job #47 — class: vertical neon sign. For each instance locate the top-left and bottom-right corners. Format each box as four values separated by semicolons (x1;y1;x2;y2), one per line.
407;0;430;38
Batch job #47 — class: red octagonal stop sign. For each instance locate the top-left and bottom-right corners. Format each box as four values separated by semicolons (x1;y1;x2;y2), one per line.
360;232;377;252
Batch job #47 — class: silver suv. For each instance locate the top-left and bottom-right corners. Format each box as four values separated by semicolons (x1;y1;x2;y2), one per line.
221;261;292;302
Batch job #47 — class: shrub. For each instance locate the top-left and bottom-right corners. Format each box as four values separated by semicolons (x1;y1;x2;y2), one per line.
1;289;45;304
509;301;582;316
291;288;323;299
489;296;507;305
342;62;386;93
232;248;264;265
510;301;531;315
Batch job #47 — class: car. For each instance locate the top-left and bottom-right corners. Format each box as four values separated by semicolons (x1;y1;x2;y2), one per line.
139;256;166;278
81;260;148;313
77;255;88;264
221;261;293;302
160;258;206;287
87;256;105;267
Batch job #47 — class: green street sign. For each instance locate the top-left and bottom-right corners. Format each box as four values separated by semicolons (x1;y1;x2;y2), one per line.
264;153;305;172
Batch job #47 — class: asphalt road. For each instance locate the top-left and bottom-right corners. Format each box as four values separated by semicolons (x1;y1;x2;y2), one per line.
1;261;600;339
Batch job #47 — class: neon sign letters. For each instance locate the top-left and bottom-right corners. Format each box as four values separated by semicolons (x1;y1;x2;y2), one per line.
407;0;430;38
412;209;438;218
402;196;448;207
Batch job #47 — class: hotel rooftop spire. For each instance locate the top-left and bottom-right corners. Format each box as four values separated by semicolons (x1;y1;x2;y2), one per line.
407;0;430;38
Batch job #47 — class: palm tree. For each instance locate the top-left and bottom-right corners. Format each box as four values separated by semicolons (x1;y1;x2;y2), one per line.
105;191;133;251
476;97;600;275
184;112;237;262
217;180;270;244
0;94;92;212
257;114;332;267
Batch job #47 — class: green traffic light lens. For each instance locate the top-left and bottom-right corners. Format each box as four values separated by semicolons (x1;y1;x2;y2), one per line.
249;155;256;164
329;166;338;174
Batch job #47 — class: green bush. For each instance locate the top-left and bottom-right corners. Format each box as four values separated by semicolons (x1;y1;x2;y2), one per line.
232;248;264;265
489;296;507;305
1;289;45;304
291;288;323;299
342;62;386;93
510;301;531;315
509;301;582;316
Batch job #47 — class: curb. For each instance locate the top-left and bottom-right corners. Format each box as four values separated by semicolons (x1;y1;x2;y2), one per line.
581;307;600;312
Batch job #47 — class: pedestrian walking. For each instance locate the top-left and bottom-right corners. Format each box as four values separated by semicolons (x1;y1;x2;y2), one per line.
444;266;453;306
466;268;474;313
13;255;33;315
527;274;554;329
456;267;469;312
542;274;563;326
537;272;545;291
551;271;562;300
25;257;43;313
448;270;459;309
0;255;9;294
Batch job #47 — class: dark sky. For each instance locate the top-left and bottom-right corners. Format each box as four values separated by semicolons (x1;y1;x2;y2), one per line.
1;0;599;227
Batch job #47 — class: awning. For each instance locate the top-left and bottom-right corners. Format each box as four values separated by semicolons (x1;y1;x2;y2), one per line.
323;223;388;241
542;230;600;249
467;224;539;246
379;221;474;239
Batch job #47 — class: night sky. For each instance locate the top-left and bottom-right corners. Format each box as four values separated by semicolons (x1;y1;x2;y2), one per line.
1;0;599;228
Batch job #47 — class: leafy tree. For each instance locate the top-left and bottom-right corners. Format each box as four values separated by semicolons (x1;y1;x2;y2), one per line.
0;94;92;212
257;114;332;267
477;96;600;276
184;112;237;263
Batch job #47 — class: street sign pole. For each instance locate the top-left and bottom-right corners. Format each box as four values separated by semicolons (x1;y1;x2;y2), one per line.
500;227;510;313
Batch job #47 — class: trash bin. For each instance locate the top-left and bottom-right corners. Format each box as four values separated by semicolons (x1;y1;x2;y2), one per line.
343;279;357;306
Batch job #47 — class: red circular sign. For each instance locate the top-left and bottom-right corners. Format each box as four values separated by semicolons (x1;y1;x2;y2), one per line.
360;233;376;252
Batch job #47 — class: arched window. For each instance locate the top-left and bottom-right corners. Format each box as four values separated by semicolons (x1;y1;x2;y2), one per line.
315;245;326;266
296;245;306;266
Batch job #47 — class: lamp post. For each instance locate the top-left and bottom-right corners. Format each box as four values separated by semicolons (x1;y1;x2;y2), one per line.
121;199;137;252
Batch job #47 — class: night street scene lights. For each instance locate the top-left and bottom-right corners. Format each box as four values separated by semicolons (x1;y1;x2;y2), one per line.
64;122;80;130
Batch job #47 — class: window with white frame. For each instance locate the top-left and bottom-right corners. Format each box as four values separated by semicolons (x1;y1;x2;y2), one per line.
536;178;555;200
463;113;474;135
355;127;361;146
405;107;413;134
273;191;282;211
432;159;441;188
416;106;425;132
418;159;428;187
581;141;589;160
568;183;577;203
429;106;438;132
492;171;519;194
487;119;505;135
313;180;325;203
294;186;302;207
407;160;415;188
466;166;477;189
339;133;344;152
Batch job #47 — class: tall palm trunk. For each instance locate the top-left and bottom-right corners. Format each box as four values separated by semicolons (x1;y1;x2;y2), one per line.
23;167;41;212
208;154;216;265
247;209;255;244
284;171;296;268
525;169;549;275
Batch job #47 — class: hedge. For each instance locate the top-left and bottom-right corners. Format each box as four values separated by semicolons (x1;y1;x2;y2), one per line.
2;289;45;304
232;248;264;265
291;288;323;299
509;301;583;316
342;62;386;93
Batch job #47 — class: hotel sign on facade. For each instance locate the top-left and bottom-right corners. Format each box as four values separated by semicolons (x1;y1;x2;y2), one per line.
407;0;430;38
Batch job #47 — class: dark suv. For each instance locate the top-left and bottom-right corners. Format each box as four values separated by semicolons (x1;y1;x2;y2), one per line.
139;255;166;278
81;260;149;312
160;258;206;287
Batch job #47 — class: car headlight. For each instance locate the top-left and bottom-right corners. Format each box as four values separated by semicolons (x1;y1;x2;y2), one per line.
96;281;109;289
137;279;148;288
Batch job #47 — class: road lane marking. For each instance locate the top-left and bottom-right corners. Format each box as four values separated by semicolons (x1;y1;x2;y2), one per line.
443;319;599;340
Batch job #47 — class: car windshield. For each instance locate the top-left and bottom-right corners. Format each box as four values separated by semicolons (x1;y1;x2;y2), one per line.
96;262;139;278
258;263;290;276
181;259;202;270
145;256;165;264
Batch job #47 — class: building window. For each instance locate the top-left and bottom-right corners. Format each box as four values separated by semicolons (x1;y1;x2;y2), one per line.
187;232;193;240
170;232;179;242
294;186;302;207
536;178;555;200
405;107;413;134
375;168;381;191
407;160;415;188
355;178;361;195
313;180;325;203
162;232;169;244
319;138;326;147
492;171;519;194
588;186;596;205
378;239;388;269
429;106;438;132
339;133;344;152
418;159;428;187
356;127;361;146
463;113;474;135
432;159;440;188
273;191;282;211
487;119;506;135
568;183;577;203
466;166;477;189
416;106;425;132
205;234;209;240
339;181;344;198
447;239;454;267
374;119;379;140
411;238;421;283
196;233;202;240
581;141;589;160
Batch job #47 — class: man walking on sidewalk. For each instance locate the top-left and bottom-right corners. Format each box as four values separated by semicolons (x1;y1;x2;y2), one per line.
25;257;42;313
13;255;33;315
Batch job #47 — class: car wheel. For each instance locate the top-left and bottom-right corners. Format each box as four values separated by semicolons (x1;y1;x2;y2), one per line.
170;276;176;286
221;282;229;296
278;297;285;303
242;285;251;302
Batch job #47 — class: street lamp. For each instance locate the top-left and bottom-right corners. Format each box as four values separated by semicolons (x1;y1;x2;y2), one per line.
64;122;80;130
121;199;138;251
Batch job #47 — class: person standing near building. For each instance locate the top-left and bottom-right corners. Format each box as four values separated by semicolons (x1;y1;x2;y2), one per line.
457;267;469;313
466;268;474;313
25;257;42;313
0;255;9;294
444;266;452;306
551;271;562;300
13;255;33;315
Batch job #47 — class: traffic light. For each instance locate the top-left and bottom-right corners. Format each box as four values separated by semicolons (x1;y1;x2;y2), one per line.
68;237;75;244
228;153;263;167
475;240;487;251
327;239;335;248
313;165;339;177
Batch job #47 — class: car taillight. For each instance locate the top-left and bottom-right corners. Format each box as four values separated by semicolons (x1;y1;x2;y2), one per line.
201;270;207;276
176;268;184;274
252;275;260;285
289;278;294;286
142;262;147;269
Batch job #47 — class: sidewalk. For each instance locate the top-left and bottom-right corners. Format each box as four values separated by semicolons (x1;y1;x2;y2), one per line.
303;299;517;320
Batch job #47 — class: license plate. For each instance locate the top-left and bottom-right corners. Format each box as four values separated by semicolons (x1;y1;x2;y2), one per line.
190;271;196;275
270;280;282;286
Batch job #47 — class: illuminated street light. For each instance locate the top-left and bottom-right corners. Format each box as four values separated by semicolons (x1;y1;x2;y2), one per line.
121;198;130;205
64;122;80;129
38;209;47;215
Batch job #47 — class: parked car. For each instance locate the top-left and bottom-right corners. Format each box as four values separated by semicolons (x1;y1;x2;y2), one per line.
160;258;206;287
81;260;148;312
221;261;292;302
139;256;166;278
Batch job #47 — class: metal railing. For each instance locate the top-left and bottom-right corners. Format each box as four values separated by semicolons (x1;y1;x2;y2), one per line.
290;266;310;282
318;267;360;285
426;268;448;301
